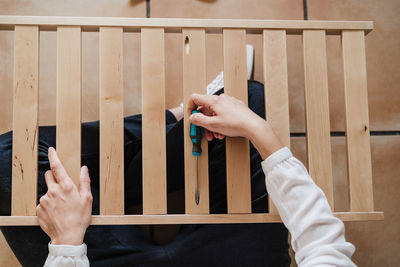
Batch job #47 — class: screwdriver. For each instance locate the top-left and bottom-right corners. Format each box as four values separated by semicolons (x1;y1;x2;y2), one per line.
190;110;203;205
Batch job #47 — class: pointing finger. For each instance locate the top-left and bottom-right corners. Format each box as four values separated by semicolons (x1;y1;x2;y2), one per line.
48;147;68;183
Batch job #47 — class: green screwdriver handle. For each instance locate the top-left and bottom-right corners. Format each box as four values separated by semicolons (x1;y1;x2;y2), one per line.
190;110;203;156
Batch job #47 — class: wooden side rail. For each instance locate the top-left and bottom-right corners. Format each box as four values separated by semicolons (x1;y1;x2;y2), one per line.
0;16;373;34
0;16;382;225
0;212;384;226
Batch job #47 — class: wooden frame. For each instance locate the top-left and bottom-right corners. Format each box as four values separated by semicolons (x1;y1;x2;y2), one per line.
0;16;382;225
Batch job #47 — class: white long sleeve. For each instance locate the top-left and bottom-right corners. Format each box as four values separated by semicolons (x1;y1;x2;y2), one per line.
44;243;89;267
262;147;356;267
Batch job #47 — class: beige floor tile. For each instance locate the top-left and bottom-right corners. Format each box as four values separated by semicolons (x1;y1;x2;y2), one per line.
0;0;146;17
150;0;303;20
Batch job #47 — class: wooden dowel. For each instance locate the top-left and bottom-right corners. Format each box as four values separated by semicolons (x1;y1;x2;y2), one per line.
141;27;167;215
11;26;39;216
99;27;124;215
263;29;290;215
303;30;334;208
182;28;210;214
56;26;82;186
223;29;252;214
342;30;374;212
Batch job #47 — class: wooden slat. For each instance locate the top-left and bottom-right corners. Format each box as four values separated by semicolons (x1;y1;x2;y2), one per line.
11;26;39;216
263;29;290;215
141;27;167;215
56;26;81;186
99;27;124;215
223;29;251;214
182;29;209;214
303;30;334;208
0;16;374;35
0;211;384;226
342;30;374;212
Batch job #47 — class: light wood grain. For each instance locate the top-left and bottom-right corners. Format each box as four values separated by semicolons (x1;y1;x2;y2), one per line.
141;27;167;215
0;211;384;226
223;29;251;214
342;30;374;212
0;231;20;267
182;28;209;214
303;30;334;208
263;29;290;215
99;27;124;215
11;26;39;216
56;26;81;186
0;16;373;34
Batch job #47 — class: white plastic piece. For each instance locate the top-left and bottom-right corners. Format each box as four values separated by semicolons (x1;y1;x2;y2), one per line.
206;44;254;95
246;44;254;80
207;71;224;95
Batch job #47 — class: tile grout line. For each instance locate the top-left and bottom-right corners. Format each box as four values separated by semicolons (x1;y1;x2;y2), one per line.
146;0;150;18
303;0;308;20
291;131;400;137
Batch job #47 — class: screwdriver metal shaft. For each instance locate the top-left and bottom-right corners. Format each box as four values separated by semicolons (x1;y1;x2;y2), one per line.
195;157;199;205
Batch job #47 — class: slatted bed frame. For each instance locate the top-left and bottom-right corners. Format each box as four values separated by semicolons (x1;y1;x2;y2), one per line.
0;16;383;226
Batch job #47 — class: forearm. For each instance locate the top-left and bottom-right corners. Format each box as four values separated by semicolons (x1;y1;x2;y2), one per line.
44;243;89;267
262;148;355;266
246;117;283;160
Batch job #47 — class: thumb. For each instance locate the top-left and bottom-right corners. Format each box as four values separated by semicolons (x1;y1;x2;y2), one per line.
190;113;218;132
79;166;91;196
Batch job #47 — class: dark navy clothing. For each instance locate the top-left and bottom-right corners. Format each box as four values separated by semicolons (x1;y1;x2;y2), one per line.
0;81;290;266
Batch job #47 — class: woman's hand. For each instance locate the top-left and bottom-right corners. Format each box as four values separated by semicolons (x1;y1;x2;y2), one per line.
36;147;93;245
187;93;283;159
187;93;261;140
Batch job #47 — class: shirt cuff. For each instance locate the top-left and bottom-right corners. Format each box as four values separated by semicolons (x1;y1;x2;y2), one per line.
261;147;293;173
48;242;87;257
